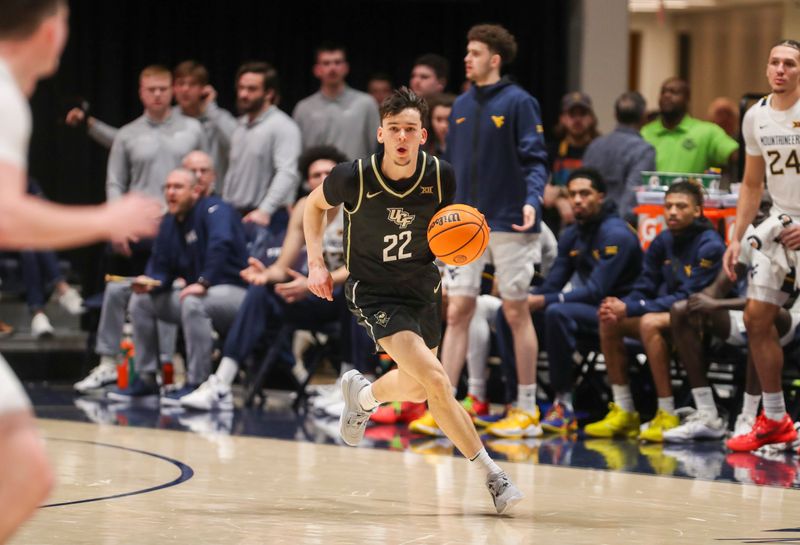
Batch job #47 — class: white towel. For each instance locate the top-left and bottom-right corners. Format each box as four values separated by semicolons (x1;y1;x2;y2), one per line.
747;214;800;289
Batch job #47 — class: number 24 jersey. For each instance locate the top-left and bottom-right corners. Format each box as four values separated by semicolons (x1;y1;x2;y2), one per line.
322;151;456;284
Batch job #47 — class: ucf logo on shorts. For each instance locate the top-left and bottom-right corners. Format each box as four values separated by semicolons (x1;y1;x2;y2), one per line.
387;208;415;229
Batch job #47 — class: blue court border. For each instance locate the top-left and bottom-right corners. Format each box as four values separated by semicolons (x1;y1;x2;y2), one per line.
40;437;194;508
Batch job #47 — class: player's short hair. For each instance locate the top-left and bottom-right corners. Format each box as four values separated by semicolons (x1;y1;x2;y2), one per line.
774;39;800;53
414;54;450;82
567;167;607;194
173;60;209;86
140;65;172;82
380;86;428;123
666;180;704;207
0;0;64;40
315;42;347;62
236;61;280;94
467;24;518;66
615;91;646;125
298;146;347;179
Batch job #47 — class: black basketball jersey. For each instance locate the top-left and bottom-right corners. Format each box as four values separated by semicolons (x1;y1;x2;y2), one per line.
322;151;456;284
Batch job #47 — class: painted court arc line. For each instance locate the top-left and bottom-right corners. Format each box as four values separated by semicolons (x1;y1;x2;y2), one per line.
40;437;194;508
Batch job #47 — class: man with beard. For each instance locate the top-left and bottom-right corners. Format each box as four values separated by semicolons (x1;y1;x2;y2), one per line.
223;61;301;228
586;181;725;442
641;77;738;174
525;168;643;434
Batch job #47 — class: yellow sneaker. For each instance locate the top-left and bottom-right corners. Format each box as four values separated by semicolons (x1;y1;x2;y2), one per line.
584;403;640;438
487;438;540;463
408;410;443;437
583;439;638;470
638;409;679;443
486;407;542;438
638;443;678;475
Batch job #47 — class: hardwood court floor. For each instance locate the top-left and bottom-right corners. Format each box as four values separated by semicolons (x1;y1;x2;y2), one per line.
11;418;800;545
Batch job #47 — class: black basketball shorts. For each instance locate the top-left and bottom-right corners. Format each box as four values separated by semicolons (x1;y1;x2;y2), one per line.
345;264;442;350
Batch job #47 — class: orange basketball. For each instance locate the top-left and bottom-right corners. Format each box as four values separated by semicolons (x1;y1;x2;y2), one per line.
427;204;490;266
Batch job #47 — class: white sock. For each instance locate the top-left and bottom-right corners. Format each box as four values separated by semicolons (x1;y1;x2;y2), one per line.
611;384;634;413
467;378;487;401
555;392;574;411
691;387;717;417
215;357;239;387
470;447;502;476
357;383;380;411
657;396;675;415
517;383;537;414
762;391;786;422
741;393;761;419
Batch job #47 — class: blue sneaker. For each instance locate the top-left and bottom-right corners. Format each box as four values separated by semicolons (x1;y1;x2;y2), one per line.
160;384;198;407
106;376;159;402
541;402;577;434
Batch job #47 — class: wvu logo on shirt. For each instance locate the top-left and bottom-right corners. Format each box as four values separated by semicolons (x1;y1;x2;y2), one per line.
491;115;505;128
699;258;714;269
684;264;692;277
387;207;415;229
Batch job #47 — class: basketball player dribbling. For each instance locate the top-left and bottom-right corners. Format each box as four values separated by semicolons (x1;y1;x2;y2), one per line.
303;87;524;514
723;40;800;452
0;1;160;541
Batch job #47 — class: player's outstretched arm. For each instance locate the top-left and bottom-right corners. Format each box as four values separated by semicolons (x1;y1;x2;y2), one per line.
303;185;335;301
0;163;161;250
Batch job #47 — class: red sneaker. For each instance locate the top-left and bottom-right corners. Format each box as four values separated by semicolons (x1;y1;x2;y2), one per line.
460;394;489;419
726;412;798;452
370;401;426;424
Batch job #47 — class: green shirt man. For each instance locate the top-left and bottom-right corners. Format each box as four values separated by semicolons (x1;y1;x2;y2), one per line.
641;114;739;174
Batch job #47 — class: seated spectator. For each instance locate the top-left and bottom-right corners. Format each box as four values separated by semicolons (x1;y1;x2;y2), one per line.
667;201;800;442
425;92;455;156
586;181;725;442
545;92;599;230
641;78;739;174
524;168;643;433
180;146;349;411
367;72;394;106
74;152;218;394
8;179;84;338
583;92;655;223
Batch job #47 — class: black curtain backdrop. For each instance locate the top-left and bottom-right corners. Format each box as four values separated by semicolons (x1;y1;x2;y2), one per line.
27;0;570;291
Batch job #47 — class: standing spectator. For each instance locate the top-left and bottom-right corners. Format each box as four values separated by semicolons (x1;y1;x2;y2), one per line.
113;168;248;402
641;77;739;174
409;53;449;98
223;61;301;228
583;91;656;222
587;182;725;442
366;72;394;105
434;24;548;438
67;61;236;181
545;92;599;228
425;92;455;156
292;43;379;160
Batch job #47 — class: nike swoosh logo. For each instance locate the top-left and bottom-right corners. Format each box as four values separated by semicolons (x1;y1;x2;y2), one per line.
366;191;383;199
434;280;442;293
759;124;768;129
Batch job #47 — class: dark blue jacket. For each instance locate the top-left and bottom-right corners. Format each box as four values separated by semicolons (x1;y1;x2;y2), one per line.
622;218;725;317
445;77;548;232
536;203;642;306
146;195;248;291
